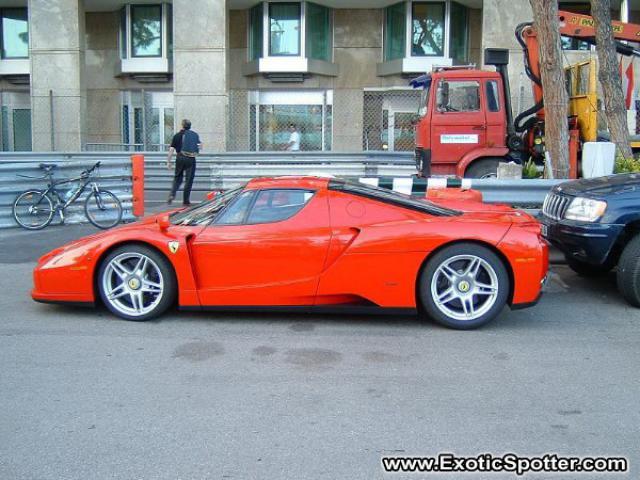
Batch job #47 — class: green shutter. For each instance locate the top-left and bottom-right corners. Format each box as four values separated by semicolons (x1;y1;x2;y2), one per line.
249;3;263;60
449;2;468;63
306;2;331;62
384;2;406;61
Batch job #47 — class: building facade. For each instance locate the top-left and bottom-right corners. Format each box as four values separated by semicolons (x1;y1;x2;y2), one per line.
0;0;637;153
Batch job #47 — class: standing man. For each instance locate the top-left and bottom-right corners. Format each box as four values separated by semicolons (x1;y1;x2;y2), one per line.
167;119;202;206
285;123;301;151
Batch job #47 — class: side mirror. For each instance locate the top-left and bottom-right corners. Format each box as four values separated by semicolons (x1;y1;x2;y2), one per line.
156;215;170;231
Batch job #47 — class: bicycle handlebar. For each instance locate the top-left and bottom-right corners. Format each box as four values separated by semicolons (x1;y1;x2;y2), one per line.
83;161;101;176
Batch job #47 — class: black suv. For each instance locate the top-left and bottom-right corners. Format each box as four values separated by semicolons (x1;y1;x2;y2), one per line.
540;173;640;306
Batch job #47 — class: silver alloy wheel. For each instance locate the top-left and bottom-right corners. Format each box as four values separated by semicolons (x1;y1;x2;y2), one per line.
102;252;164;317
430;254;499;321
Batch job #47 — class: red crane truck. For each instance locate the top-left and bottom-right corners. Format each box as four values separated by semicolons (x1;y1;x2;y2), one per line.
411;10;640;179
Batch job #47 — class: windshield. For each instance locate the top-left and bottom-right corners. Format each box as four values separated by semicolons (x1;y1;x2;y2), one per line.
170;186;244;226
327;179;460;217
418;84;430;117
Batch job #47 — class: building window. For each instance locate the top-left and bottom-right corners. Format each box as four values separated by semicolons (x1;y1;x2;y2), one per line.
131;5;163;57
306;3;332;61
249;90;333;151
269;2;301;56
382;1;470;68
411;2;445;57
248;1;334;64
384;2;406;61
249;3;264;61
119;4;172;74
1;8;28;59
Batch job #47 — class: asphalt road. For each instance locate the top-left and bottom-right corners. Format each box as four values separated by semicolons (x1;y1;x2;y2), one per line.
0;224;639;480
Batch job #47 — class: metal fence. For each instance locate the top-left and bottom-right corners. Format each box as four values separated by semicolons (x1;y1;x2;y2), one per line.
227;89;422;153
0;153;134;229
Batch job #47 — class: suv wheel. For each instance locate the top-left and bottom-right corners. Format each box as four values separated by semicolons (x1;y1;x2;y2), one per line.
617;234;640;307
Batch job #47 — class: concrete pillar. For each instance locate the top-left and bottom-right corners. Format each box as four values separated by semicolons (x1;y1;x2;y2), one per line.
481;0;533;116
28;0;86;151
173;0;228;152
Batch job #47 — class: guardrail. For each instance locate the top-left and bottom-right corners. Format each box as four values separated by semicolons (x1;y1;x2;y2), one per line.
140;152;560;206
0;153;134;229
0;151;564;229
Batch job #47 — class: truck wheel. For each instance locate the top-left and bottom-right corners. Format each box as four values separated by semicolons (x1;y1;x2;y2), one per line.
617;234;640;307
566;256;613;277
464;158;501;179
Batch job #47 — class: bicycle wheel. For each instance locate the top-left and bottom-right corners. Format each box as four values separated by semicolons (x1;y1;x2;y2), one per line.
84;189;123;229
13;190;54;230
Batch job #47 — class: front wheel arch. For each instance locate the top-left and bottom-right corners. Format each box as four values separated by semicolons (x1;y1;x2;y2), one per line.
415;240;515;311
92;241;178;308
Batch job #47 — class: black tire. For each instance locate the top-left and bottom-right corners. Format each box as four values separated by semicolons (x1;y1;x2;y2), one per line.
464;158;502;179
85;189;123;229
419;243;510;329
616;234;640;307
566;256;613;277
97;244;177;321
12;190;55;230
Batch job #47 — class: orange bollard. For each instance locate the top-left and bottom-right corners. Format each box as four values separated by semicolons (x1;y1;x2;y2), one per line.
131;154;145;217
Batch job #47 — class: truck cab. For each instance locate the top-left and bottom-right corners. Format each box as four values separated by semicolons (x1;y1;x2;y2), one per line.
413;67;511;178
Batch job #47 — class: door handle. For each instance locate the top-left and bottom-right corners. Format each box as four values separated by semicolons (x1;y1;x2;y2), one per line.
472;125;486;130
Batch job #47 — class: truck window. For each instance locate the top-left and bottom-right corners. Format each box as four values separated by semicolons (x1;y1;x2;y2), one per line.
418;84;430;117
486;80;500;112
437;80;480;113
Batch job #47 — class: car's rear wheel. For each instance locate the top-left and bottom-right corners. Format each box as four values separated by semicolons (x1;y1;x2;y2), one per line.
566;255;613;277
617;234;640;307
98;245;176;321
419;243;510;329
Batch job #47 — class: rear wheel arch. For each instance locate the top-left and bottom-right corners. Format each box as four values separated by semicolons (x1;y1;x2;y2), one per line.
415;239;515;309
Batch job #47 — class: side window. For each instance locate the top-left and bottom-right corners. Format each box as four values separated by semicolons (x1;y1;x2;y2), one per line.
437;80;480;112
247;189;315;224
486;80;500;112
214;190;255;225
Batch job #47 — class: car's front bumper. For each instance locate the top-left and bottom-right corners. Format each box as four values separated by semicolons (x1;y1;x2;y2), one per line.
539;216;623;265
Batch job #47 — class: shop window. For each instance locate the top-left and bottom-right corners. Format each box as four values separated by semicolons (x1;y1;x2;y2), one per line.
121;91;174;151
248;90;333;151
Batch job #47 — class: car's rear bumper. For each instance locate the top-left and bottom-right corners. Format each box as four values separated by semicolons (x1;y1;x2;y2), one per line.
539;216;623;265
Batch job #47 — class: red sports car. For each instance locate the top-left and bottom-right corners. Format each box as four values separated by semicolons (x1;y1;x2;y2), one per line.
32;177;548;329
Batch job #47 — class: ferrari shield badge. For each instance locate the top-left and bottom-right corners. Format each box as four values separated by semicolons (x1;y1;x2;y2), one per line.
168;241;180;254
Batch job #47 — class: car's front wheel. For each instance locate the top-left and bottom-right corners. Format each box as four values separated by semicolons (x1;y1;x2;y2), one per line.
617;234;640;307
98;245;176;321
419;243;510;329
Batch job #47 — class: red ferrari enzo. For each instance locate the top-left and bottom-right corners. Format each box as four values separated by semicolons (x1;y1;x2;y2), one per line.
32;177;548;329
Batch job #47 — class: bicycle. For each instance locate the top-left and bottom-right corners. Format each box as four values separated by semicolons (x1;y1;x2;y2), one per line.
12;161;123;230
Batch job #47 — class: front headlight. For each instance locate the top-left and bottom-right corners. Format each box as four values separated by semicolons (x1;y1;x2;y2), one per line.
564;197;607;222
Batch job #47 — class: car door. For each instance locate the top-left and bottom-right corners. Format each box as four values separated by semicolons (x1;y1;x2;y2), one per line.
191;188;332;306
430;78;487;163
